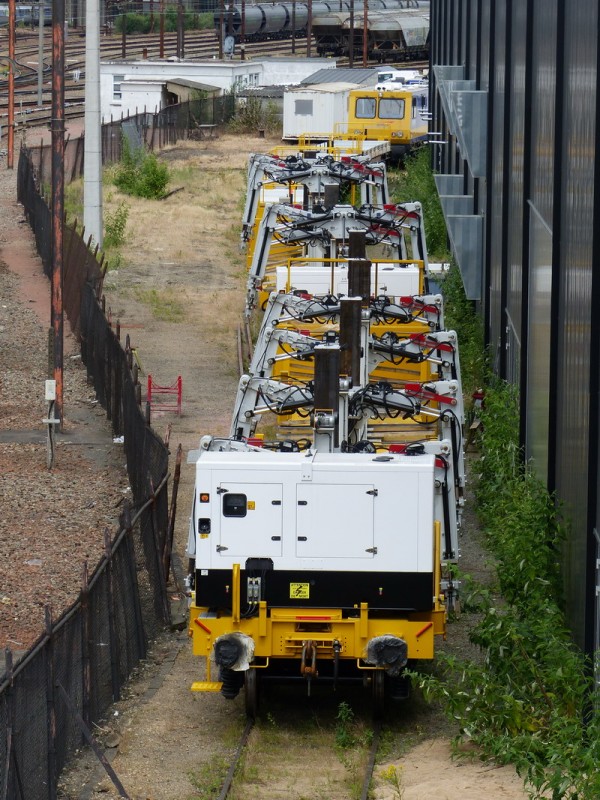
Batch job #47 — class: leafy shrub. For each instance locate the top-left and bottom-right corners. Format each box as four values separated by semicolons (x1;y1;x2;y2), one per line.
412;379;600;799
114;138;170;200
228;97;281;136
389;146;449;259
114;8;212;33
440;265;485;397
104;201;129;249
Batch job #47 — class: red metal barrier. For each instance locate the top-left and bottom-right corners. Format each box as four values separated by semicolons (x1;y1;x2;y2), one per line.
147;375;182;415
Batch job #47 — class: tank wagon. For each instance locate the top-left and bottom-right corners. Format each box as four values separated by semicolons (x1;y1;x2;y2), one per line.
312;8;429;60
186;146;464;717
214;0;427;44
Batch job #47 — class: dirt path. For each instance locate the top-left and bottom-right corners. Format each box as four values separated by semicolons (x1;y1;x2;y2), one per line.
9;132;529;800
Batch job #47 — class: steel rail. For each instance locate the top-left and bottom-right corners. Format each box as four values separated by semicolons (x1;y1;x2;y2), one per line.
217;718;255;800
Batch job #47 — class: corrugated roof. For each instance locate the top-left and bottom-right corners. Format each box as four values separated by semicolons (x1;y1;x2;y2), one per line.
300;68;379;86
237;86;285;98
287;81;362;94
165;78;221;93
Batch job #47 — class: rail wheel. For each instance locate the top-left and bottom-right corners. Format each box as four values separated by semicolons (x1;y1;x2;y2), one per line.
245;668;260;719
372;670;385;720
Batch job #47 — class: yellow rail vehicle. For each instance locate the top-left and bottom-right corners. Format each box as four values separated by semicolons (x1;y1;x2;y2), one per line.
337;85;429;162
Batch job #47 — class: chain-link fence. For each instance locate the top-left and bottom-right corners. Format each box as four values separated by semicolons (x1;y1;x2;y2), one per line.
2;148;176;800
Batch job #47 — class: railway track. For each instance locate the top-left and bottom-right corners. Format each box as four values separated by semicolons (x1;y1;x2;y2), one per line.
216;705;383;799
1;23;429;133
0;29;312;134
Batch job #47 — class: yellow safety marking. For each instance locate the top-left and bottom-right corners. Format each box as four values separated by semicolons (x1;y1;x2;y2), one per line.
191;682;223;692
289;582;310;599
248;501;256;510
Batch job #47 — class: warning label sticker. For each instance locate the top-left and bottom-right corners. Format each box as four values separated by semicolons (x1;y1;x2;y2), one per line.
290;583;310;599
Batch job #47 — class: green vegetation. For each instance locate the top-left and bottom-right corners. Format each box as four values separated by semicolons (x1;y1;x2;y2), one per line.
411;376;600;798
64;179;83;224
389;146;449;259
103;200;129;249
134;287;185;322
188;754;231;800
114;137;170;199
379;764;405;799
440;264;485;398
115;9;213;34
228;97;282;137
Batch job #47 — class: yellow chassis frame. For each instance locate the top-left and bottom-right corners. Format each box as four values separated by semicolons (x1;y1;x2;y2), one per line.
190;523;446;692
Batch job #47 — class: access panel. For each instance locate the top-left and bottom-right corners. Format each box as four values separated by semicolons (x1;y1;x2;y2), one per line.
295;483;375;558
217;483;283;558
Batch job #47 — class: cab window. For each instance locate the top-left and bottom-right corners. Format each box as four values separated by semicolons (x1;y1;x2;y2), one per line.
223;493;247;517
355;97;376;119
378;98;405;120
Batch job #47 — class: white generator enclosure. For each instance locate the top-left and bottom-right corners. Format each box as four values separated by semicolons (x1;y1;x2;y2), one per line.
189;448;440;613
276;261;421;299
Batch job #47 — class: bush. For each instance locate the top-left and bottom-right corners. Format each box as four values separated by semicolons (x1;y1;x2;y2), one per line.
114;138;170;200
440;265;485;397
228;97;281;136
412;379;600;799
114;8;212;33
389;146;449;259
104;201;129;249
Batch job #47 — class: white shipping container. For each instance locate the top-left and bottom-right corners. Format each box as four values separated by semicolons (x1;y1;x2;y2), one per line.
282;82;359;140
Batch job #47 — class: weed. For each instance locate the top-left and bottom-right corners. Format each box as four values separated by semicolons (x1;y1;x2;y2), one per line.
104;201;129;248
64;179;83;222
379;764;405;798
410;378;600;798
188;755;230;800
335;702;356;749
389;146;449;260
228;97;281;136
135;287;185;322
440;264;485;397
114;137;170;199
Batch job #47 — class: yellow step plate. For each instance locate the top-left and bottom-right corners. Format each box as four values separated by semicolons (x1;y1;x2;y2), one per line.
191;681;223;693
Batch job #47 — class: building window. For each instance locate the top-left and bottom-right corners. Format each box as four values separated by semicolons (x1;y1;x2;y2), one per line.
295;99;313;116
113;74;125;101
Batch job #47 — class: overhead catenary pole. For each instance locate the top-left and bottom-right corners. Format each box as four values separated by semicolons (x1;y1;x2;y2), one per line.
348;0;354;68
291;0;295;54
7;0;15;169
121;8;127;58
51;0;65;425
362;0;367;67
218;0;224;58
84;0;103;248
38;0;44;106
306;0;312;57
159;0;165;58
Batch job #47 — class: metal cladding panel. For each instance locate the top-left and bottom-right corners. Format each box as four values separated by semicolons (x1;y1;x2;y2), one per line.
505;0;529;383
488;1;507;369
555;0;597;648
526;208;552;481
529;0;557;227
478;0;491;92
